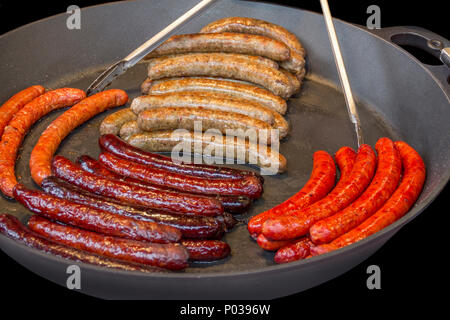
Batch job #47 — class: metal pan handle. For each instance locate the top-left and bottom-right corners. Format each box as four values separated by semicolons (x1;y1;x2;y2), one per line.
369;26;449;96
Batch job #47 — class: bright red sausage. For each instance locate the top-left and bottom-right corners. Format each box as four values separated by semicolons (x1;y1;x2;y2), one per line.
30;89;128;185
262;144;376;240
0;85;45;137
311;141;426;255
310;138;402;244
28;215;189;270
0;88;86;197
274;237;313;264
51;155;224;216
99;152;263;199
247;150;336;237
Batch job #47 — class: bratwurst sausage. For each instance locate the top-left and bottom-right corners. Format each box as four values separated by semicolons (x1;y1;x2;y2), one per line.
145;32;290;61
146;53;294;98
99;108;137;135
30;89;128;185
0;88;86;198
142;78;287;114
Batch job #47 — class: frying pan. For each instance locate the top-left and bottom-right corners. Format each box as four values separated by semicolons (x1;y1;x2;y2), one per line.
0;0;449;299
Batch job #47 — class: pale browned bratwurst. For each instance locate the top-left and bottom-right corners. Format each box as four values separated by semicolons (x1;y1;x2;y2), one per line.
200;17;306;74
100;108;137;135
120;121;141;140
137;107;275;144
147;52;280;71
126;131;287;173
146;53;294;98
141;78;288;114
145;32;290;61
131;91;274;124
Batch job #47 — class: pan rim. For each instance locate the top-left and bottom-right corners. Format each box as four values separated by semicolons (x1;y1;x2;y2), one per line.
0;0;449;281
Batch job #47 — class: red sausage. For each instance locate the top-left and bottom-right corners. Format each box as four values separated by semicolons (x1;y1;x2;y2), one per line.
51;155;223;216
13;184;181;244
247;151;336;237
181;239;231;261
0;214;164;273
99;134;262;181
0;85;45;137
0;88;86;197
311;141;426;255
30;89;128;185
40;176;225;239
28;215;189;270
99;152;263;198
310;138;402;244
262;144;376;240
274;237;313;264
255;147;356;252
77;155;252;214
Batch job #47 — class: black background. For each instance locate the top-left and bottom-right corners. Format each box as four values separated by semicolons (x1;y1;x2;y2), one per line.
0;0;448;313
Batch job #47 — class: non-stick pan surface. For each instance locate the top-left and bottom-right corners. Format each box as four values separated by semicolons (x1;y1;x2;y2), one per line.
0;0;449;299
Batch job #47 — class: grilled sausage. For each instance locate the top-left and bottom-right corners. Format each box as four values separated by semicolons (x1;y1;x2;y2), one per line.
200;17;306;73
119;121;141;140
30;89;128;186
41;176;225;239
256;234;296;251
248;151;337;237
137;107;275;144
13;184;181;244
0;88;86;198
99;152;263;199
99;108;136;135
143;78;288;114
181;239;231;261
0;85;45;137
311;141;426;256
262;144;376;240
145;32;290;61
28;215;189;270
274;237;313;264
131;91;274;124
100;133;262;181
0;214;165;272
146;53;294;97
310;138;402;244
51;155;224;216
76;154;252;214
125;131;287;174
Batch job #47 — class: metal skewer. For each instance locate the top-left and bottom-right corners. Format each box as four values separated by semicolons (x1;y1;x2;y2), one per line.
320;0;364;147
86;0;216;96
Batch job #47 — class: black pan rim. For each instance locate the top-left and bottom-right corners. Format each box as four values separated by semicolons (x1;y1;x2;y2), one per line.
0;0;449;280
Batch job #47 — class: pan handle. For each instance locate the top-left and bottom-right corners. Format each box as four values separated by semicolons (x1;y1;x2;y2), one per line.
369;26;449;94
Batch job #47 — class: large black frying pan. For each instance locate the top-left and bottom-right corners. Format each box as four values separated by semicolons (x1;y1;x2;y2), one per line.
0;0;449;299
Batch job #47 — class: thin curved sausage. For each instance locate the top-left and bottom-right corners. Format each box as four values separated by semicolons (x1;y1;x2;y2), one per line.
51;155;224;216
28;215;189;270
311;141;426;255
262;144;376;240
0;88;86;197
0;214;165;273
145;32;290;61
13;184;181;244
310;138;402;244
30;89;128;185
99;152;263;199
0;85;45;137
248;150;336;237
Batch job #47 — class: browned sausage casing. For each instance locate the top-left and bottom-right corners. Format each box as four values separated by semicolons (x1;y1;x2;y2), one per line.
146;53;294;98
145;32;290;61
28;215;189;270
100;108;137;135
